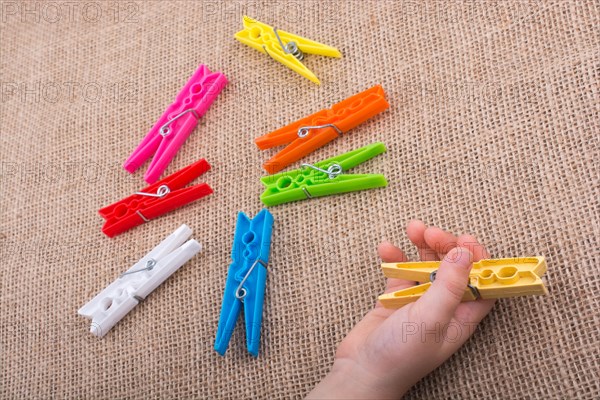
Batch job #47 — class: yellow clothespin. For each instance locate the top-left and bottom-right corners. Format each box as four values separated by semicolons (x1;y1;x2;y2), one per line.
234;16;342;85
378;257;548;309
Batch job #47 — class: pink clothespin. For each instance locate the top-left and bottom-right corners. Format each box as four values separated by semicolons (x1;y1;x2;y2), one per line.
124;64;227;184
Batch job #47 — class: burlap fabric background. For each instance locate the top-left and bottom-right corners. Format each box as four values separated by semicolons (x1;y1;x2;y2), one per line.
1;0;599;398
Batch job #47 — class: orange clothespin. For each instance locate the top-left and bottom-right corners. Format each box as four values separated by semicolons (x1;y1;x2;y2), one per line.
255;85;389;174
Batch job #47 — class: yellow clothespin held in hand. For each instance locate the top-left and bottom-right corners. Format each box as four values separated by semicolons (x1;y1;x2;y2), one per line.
234;16;342;84
378;257;548;309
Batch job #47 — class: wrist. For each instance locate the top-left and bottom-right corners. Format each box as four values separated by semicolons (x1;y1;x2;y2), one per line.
308;358;409;399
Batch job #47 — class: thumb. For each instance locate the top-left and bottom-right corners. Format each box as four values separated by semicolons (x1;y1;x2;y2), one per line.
417;247;473;324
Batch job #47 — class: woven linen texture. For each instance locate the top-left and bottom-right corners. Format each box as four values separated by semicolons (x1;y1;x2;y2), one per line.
1;1;598;398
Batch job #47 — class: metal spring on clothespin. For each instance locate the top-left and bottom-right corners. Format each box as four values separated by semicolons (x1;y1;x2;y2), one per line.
235;259;268;300
284;41;304;61
301;163;343;179
429;270;481;299
274;28;304;61
135;185;171;198
299;163;344;199
159;109;200;137
297;123;342;138
120;259;157;278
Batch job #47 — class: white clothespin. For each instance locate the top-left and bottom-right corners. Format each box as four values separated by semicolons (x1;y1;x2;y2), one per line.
78;224;201;337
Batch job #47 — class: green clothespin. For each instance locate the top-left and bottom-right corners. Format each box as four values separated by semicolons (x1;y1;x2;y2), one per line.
260;142;388;206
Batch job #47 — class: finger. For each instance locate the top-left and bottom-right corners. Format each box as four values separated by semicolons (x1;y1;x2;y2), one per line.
416;247;473;325
424;226;458;259
376;241;414;308
457;234;490;261
406;220;438;261
449;236;495;328
454;299;496;326
378;241;408;263
439;299;496;354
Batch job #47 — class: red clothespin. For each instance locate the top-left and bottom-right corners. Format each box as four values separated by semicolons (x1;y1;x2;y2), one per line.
100;159;212;238
255;85;389;174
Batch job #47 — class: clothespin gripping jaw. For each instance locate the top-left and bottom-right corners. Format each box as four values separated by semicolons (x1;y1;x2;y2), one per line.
123;64;227;183
255;85;389;174
235;16;342;84
99;159;213;238
260;142;388;206
378;257;548;309
215;209;274;357
78;224;202;337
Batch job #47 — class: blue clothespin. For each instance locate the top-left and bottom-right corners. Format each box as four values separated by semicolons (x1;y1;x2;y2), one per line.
214;209;274;357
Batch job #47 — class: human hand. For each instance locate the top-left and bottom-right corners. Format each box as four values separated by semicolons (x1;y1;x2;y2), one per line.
307;220;495;399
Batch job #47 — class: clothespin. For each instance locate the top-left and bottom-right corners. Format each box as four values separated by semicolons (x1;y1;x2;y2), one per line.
235;16;341;85
124;64;227;184
79;224;201;337
215;209;274;357
100;159;212;238
260;142;388;206
378;257;548;309
255;85;389;174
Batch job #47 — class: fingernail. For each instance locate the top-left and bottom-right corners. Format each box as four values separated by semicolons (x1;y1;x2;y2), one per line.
445;247;473;269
